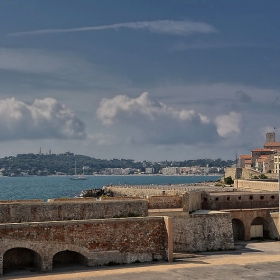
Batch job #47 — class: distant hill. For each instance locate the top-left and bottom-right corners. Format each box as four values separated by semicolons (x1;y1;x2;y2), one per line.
0;152;235;176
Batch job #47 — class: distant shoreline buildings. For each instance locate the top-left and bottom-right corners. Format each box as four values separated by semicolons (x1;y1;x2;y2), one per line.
238;132;280;174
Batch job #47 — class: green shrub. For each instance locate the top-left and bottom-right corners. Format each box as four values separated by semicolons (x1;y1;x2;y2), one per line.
224;176;234;185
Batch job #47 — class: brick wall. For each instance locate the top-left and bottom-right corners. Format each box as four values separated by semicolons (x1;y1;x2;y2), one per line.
0;216;170;274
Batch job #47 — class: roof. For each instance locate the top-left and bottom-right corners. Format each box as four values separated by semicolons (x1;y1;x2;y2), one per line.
239;154;251;159
256;156;270;163
264;142;280;148
252;148;274;152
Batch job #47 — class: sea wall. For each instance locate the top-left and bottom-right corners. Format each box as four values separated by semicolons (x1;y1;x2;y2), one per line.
235;180;279;191
100;196;141;201
104;186;186;197
173;212;234;252
0;199;44;204
0;216;170;274
103;184;225;198
0;200;148;223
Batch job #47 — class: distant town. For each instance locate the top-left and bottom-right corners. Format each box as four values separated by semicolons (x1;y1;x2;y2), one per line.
238;131;280;174
0;151;234;177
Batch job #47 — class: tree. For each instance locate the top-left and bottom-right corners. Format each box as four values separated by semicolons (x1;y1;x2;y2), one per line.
224;176;234;185
259;174;268;179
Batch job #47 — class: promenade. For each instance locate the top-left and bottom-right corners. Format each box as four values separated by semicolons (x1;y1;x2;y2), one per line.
2;241;280;280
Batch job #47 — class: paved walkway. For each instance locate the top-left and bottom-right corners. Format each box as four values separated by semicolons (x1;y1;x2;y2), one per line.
3;241;280;280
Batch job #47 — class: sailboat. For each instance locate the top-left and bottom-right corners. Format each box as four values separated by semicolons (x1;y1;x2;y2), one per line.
70;160;87;180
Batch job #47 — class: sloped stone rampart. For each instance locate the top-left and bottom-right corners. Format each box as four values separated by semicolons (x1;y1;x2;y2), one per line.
0;217;169;274
0;200;148;223
173;212;234;252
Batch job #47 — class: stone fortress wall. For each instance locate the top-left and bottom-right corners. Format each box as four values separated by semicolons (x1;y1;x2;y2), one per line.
173;212;234;252
147;195;182;209
235;179;279;191
0;199;172;275
202;192;279;210
0;216;170;274
103;183;226;198
0;200;148;223
1;180;280;276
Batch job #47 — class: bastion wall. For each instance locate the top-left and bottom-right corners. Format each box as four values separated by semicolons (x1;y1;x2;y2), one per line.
0;216;171;274
103;185;187;197
186;191;202;212
0;200;148;223
202;192;279;210
268;211;280;240
147;195;182;209
173;212;234;252
235;179;279;191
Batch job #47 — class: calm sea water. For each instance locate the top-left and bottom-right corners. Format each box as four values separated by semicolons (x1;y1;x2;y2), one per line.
0;175;221;201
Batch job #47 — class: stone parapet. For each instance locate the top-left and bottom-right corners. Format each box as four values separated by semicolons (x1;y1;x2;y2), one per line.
0;200;148;223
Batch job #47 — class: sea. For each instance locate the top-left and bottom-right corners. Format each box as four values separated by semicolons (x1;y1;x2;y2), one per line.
0;175;221;201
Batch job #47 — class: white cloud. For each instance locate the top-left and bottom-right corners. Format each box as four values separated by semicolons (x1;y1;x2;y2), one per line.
215;111;242;137
97;92;219;145
10;20;217;37
0;97;86;140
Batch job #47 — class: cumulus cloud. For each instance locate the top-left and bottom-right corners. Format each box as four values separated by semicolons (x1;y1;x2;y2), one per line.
215;112;242;137
97;92;219;145
10;20;217;37
0;97;86;140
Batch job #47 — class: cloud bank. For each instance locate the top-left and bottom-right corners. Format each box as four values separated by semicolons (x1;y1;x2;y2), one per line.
10;20;217;37
0;97;86;140
97;92;241;145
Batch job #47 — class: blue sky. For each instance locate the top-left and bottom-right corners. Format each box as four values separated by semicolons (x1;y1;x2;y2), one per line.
0;0;280;161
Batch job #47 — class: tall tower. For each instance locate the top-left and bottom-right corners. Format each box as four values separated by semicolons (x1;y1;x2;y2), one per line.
266;132;275;143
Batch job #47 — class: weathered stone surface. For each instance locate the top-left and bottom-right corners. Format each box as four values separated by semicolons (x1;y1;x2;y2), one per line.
202;192;279;210
148;195;182;209
173;212;234;252
0;200;148;223
0;217;169;274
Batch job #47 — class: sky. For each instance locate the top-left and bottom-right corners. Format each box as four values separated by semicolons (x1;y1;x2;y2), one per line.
0;0;280;161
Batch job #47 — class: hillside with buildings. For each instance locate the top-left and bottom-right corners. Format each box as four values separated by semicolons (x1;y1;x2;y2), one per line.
238;132;280;176
224;131;280;182
0;153;233;177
